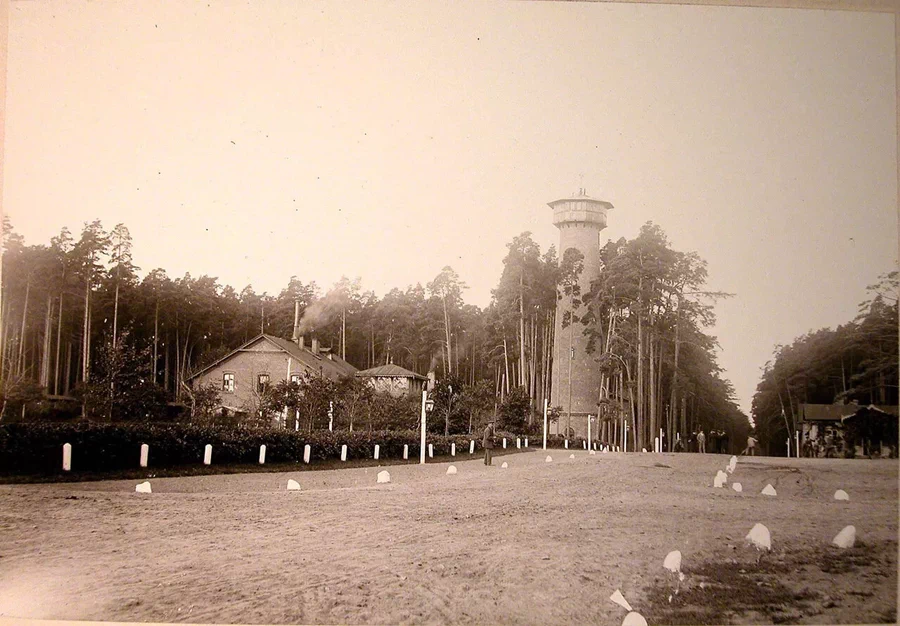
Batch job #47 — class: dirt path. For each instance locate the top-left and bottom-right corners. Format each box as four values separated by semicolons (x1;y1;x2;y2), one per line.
0;452;895;624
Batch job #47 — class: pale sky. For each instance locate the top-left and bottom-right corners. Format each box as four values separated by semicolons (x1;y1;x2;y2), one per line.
4;1;897;416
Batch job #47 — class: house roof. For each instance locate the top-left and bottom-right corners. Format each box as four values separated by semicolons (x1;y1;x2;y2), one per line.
355;364;427;380
188;334;357;382
800;403;898;422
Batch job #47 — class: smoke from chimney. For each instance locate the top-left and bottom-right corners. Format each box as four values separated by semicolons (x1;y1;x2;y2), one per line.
292;301;301;343
296;289;348;336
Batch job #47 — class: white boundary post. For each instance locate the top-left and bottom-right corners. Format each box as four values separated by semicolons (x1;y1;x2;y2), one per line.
525;437;529;447
203;444;212;465
62;443;72;472
469;440;475;454
303;444;311;464
374;444;380;460
542;398;548;450
795;431;800;458
503;438;507;449
451;443;456;457
258;445;266;465
140;444;149;468
340;444;347;462
428;443;434;458
624;420;628;453
420;390;427;465
403;444;409;460
587;414;592;452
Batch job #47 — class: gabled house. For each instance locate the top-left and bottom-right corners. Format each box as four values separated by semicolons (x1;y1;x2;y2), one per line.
187;334;357;415
355;363;427;397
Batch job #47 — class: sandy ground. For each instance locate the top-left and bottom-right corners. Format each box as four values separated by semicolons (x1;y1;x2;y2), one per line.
0;451;895;625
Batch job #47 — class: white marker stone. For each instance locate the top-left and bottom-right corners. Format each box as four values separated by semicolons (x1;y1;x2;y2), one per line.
622;611;648;626
834;489;850;501
564;440;569;449
135;481;151;494
428;443;434;458
340;444;347;462
403;444;409;460
516;438;521;449
761;484;777;496
569;453;575;459
832;525;856;548
469;440;475;454
501;462;508;469
503;438;507;449
62;443;72;471
203;444;212;465
609;589;633;611
376;470;391;484
374;444;380;460
545;455;553;463
525;438;529;447
732;482;743;492
140;444;149;468
642;448;647;453
589;450;596;455
446;465;457;475
714;470;727;488
745;523;772;551
258;445;266;465
303;444;311;464
663;550;682;573
451;443;456;457
602;448;608;454
287;479;301;491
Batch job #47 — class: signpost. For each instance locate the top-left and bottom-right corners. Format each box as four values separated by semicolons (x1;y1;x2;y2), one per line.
542;397;549;450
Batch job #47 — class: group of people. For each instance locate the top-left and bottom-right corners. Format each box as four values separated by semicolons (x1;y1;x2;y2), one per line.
683;429;732;454
802;432;841;458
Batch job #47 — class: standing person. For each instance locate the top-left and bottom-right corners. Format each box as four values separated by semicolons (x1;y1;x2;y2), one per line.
697;430;706;453
742;433;758;456
483;419;496;466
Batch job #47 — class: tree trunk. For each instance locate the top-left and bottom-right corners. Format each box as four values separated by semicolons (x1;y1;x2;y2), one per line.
82;270;91;384
153;299;159;385
54;294;63;395
442;294;452;375
40;293;53;390
18;277;30;377
518;271;526;396
64;341;72;395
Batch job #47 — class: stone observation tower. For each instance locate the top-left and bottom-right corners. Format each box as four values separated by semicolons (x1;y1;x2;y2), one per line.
549;189;613;438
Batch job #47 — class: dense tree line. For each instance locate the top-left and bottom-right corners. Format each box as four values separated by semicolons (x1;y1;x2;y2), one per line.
0;218;749;446
751;271;898;455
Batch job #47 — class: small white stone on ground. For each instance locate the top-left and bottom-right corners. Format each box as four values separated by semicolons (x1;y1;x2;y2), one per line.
663;550;682;573
569;454;575;459
745;523;771;551
501;462;508;469
376;470;391;484
714;470;727;488
834;489;849;501
446;465;457;475
732;483;743;492
589;450;596;455
287;479;301;491
135;481;151;494
545;456;553;463
641;448;647;453
609;589;633;611
622;611;648;626
761;484;777;496
832;525;856;548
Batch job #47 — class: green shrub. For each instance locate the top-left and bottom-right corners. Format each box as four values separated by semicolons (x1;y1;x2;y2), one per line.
0;422;539;476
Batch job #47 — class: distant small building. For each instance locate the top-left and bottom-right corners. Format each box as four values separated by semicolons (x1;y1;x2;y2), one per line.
188;334;357;415
800;402;898;457
355;363;427;397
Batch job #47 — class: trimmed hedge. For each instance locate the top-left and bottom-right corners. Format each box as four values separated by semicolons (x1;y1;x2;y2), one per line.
0;423;573;476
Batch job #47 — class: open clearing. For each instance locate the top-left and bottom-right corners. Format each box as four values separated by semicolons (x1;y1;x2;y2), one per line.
0;451;895;625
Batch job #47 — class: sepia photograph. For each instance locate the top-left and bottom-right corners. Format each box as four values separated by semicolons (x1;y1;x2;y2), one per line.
0;0;896;624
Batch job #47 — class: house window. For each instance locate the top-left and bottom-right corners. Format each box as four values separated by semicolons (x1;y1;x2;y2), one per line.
257;374;270;393
290;374;302;384
223;373;235;393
